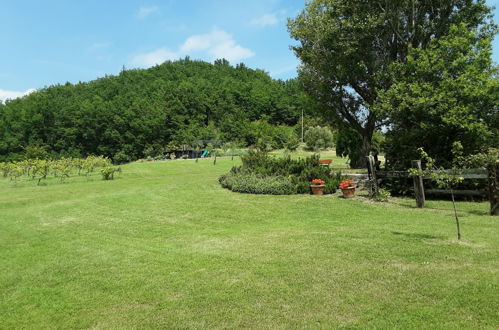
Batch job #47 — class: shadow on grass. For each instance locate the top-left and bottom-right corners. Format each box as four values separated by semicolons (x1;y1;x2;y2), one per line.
392;231;445;240
466;209;490;216
389;199;488;217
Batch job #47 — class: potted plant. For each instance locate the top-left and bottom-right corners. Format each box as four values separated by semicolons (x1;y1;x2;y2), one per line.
339;179;355;198
310;178;326;195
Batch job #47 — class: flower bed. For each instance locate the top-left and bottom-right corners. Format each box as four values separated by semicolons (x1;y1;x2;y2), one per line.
219;149;345;195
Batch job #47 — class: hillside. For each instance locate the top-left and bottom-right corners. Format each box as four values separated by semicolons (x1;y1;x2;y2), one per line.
0;58;312;162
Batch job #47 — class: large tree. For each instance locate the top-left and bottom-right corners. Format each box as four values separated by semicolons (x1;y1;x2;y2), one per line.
288;0;494;167
379;23;499;169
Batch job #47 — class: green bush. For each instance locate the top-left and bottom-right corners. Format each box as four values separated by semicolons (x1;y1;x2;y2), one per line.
284;134;300;151
101;166;119;180
304;126;334;151
372;188;391;202
23;145;50;160
0;156;115;186
221;149;345;195
113;151;131;164
219;172;295;195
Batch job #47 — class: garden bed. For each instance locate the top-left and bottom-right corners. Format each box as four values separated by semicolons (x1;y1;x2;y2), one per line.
219;149;344;195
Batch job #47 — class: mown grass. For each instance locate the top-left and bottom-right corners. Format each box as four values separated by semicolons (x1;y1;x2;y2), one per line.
0;156;497;328
269;148;352;169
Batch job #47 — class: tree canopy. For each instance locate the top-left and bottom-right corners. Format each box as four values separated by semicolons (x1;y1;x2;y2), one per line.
288;0;494;167
379;23;499;169
0;58;313;162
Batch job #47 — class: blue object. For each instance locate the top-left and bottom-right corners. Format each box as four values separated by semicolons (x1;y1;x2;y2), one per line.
201;150;208;158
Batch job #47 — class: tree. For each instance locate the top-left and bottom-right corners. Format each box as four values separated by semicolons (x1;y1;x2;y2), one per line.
288;0;494;167
379;24;499;169
335;127;384;168
304;126;334;151
409;147;464;240
0;58;308;161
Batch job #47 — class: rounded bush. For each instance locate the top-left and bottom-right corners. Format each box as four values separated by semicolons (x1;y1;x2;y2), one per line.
219;173;295;195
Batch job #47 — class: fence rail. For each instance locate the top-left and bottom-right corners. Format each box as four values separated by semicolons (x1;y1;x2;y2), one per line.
360;156;498;215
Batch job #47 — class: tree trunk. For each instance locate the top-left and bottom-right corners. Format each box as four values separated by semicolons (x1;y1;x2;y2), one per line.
351;133;372;168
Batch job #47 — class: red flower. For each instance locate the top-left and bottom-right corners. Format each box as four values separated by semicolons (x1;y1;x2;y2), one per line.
311;178;325;185
339;179;354;189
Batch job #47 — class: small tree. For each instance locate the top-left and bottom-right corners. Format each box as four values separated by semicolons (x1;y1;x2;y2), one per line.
23;145;49;160
284;133;300;152
409;147;464;240
304;126;334;151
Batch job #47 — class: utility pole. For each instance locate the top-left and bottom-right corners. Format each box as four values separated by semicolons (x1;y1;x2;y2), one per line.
301;108;304;143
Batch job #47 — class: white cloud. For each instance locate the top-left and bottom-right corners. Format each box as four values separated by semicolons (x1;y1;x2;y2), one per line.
130;48;179;67
137;6;159;19
180;29;255;62
250;14;278;27
130;28;254;67
0;88;36;102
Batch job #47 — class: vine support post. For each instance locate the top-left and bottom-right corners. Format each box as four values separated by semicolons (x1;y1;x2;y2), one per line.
488;163;498;215
366;155;378;196
412;160;425;208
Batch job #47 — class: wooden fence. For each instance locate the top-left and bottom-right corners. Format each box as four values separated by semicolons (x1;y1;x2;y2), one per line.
345;156;498;215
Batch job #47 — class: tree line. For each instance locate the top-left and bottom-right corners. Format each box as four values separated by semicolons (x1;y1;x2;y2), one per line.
0;58;315;162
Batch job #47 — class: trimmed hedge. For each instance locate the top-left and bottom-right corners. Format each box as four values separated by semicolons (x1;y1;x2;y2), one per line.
219;149;345;195
219;173;295;195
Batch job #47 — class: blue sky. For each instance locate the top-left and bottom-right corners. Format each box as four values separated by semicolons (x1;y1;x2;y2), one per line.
1;0;498;101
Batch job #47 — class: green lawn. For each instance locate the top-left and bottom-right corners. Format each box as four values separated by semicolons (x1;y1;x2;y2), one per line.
1;156;497;328
269;148;353;169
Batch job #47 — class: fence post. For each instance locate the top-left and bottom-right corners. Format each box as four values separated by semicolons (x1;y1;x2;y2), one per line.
487;163;498;215
366;156;378;196
412;160;425;208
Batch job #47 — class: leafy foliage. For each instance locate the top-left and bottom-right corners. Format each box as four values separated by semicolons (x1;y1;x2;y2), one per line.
381;24;499;169
304;126;334;151
409;147;465;239
101;166;121;180
372;188;391;202
0;58;313;162
288;0;494;163
0;156;115;185
335;127;384;168
219;149;344;194
219;173;295;195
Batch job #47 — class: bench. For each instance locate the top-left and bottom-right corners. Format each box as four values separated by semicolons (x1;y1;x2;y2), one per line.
319;159;333;167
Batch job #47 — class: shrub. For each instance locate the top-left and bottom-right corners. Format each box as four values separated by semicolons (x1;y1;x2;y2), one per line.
244;121;299;151
304;126;334;151
222;149;346;195
23;145;50;160
113;151;131;164
255;136;274;152
0;156;116;186
219;172;295;195
101;166;120;180
284;133;300;151
372;188;391;202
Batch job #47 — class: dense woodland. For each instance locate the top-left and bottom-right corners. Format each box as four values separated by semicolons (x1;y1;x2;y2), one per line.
0;58;313;162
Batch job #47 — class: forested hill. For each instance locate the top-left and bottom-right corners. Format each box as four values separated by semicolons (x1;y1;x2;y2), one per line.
0;58;312;162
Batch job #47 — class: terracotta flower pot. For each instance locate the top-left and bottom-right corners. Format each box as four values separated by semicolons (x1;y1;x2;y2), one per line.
341;186;355;198
310;184;325;195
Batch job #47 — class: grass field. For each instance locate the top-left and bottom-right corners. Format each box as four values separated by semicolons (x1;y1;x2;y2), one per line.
1;155;497;328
